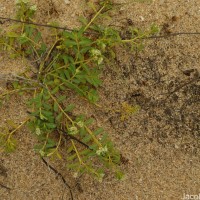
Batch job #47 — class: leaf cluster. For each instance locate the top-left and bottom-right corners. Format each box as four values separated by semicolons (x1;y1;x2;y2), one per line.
0;0;159;180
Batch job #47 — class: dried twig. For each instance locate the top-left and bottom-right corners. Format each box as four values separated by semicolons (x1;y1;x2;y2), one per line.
0;182;11;190
1;16;200;39
165;71;200;101
41;158;74;200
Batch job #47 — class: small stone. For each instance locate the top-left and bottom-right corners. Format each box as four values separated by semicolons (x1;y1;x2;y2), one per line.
175;144;179;149
64;0;70;5
139;16;145;21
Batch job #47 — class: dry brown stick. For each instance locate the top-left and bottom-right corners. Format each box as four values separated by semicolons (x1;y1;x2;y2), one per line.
0;182;11;190
1;16;200;38
164;74;200;101
41;158;74;200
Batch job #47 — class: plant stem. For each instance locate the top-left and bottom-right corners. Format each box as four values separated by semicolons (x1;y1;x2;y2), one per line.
71;140;83;164
46;85;74;124
84;3;106;32
7;118;29;141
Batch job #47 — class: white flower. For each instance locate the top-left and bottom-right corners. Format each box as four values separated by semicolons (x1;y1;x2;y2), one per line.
69;126;78;135
96;145;108;156
30;5;37;11
35;127;41;136
90;49;104;65
91;49;101;57
77;121;84;128
97;57;103;65
39;150;45;157
73;172;78;178
64;0;70;5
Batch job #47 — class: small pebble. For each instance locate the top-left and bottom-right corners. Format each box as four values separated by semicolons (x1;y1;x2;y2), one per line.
139;16;145;21
64;0;70;4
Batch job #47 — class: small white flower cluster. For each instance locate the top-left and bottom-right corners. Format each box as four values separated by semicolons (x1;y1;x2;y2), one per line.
96;145;108;156
77;121;84;128
30;5;37;11
90;49;104;65
35;127;41;136
64;0;70;5
39;149;45;157
68;126;78;135
73;172;78;178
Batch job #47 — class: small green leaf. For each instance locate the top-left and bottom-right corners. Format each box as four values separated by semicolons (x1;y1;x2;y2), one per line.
57;95;67;103
42;110;53;116
64;70;70;79
82;135;92;143
45;123;56;129
65;104;75;112
79;39;92;46
56;113;63;121
54;102;58;112
94;128;104;135
67;163;80;170
51;87;59;95
67;153;77;161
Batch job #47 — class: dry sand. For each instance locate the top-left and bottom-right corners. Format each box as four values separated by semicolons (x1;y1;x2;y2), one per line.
0;0;200;200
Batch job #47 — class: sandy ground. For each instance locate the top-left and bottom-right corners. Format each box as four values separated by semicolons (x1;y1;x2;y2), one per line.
0;0;200;200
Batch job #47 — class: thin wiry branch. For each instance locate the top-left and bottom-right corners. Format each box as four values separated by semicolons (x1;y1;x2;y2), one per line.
0;182;12;190
41;158;74;200
0;16;74;32
58;128;91;149
1;16;200;39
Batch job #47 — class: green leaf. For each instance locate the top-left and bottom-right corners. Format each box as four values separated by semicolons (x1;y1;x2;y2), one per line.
43;94;50;100
82;135;92;143
46;138;56;148
67;163;80;170
79;39;92;46
94;128;104;136
80;46;92;54
79;149;91;156
42;110;53;117
51;87;59;95
57;95;67;103
63;31;76;40
69;64;76;75
64;81;85;96
72;78;80;84
45;123;56;129
65;39;77;48
66;145;74;154
87;89;99;103
56;112;63;121
64;70;70;79
43;103;52;110
54;102;58;112
67;153;77;161
34;31;42;43
59;85;66;91
79;16;88;26
84;118;94;126
65;104;75;112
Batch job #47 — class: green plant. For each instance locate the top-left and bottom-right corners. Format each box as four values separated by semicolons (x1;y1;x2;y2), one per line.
0;0;158;181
